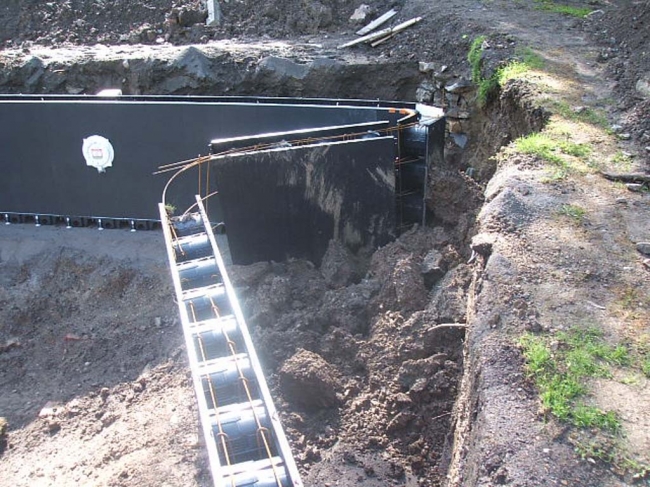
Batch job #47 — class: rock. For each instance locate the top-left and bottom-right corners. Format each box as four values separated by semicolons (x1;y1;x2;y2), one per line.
418;62;435;73
636;75;650;99
618;133;632;140
0;338;20;353
626;183;645;192
636;242;650;256
426;265;472;323
471;233;495;256
416;80;435;103
258;56;308;80
178;7;208;27
421;249;445;288
610;124;623;133
174;46;212;80
450;133;468;148
350;4;373;23
279;349;342;410
643;258;650;270
445;78;473;94
448;120;462;133
320;239;359;288
39;401;63;418
21;55;45;90
445;108;471;119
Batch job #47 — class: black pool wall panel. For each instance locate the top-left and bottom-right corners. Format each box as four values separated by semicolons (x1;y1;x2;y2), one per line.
0;95;411;221
208;137;397;265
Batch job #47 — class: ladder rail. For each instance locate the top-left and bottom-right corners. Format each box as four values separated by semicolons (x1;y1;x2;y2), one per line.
159;198;303;487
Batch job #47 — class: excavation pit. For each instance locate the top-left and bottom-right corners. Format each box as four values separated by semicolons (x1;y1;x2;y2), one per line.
0;37;522;487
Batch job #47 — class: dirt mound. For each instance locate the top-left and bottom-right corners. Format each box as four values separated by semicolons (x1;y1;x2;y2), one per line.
587;0;650;145
0;0;399;47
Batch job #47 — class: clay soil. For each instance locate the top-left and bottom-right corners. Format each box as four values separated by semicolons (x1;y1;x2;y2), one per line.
1;1;649;487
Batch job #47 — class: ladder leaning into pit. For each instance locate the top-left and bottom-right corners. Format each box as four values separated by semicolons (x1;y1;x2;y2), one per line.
159;196;302;487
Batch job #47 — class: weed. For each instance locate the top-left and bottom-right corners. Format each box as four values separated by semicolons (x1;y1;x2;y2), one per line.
574;437;617;463
558;140;591;158
535;0;592;17
519;327;627;430
468;35;487;83
622;458;650;481
512;130;591;178
515;46;545;68
468;38;546;106
572;406;621;431
611;151;633;170
642;356;650;378
558;204;586;222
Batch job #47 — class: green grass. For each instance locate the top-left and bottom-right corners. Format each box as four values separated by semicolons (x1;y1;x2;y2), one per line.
519;327;627;430
547;100;610;129
558;203;586;223
535;0;592;17
512;132;591;178
468;37;546;106
610;151;633;170
468;35;487;83
642;356;650;378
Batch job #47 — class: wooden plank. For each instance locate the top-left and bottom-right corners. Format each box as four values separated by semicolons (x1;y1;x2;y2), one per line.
338;17;422;49
356;9;398;36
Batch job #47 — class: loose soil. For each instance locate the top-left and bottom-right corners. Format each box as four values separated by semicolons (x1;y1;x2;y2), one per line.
0;1;649;487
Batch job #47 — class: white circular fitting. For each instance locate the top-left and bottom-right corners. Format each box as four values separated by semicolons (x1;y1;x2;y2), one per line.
82;135;114;173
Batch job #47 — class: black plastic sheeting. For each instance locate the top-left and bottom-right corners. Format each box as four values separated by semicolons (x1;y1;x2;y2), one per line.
209;137;397;265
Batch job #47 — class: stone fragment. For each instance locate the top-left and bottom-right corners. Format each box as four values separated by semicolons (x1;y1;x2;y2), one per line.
450;133;468;148
416;80;435;103
636;75;650;99
636;242;650;256
448;120;462;133
419;61;435;73
618;133;632;140
445;78;473;94
626;183;645;192
350;4;373;23
445;108;470;119
471;233;495;256
421;249;446;287
178;7;208;27
39;401;62;418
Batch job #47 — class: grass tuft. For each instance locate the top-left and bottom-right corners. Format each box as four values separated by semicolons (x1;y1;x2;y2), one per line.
468;38;546;106
468;35;487;83
558;203;586;223
535;0;592;17
519;327;628;430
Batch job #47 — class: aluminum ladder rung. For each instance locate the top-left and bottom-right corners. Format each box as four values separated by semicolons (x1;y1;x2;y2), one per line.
188;315;238;335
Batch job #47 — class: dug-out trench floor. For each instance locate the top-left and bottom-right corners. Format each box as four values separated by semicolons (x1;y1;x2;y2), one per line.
0;221;470;487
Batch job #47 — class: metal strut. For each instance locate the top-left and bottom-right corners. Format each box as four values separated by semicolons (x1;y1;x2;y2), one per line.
159;197;302;487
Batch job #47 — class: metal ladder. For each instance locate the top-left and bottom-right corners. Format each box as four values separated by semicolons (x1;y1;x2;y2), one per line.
159;197;302;487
